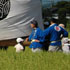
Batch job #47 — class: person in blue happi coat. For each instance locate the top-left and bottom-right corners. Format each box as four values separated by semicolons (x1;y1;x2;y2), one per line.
25;20;44;52
43;18;68;52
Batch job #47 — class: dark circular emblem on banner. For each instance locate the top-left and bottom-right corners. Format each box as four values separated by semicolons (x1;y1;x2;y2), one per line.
0;0;10;20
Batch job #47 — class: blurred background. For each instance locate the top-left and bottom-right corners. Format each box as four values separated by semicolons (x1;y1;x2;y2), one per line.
41;0;70;37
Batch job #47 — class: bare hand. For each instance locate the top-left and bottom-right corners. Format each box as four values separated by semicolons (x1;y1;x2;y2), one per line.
35;40;40;42
25;38;29;42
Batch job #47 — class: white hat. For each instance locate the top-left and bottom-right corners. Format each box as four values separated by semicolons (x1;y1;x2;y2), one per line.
16;38;24;43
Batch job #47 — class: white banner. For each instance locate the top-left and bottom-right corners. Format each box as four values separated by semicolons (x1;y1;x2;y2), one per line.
0;0;43;40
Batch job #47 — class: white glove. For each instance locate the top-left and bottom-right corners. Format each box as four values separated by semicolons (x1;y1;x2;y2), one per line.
31;39;35;43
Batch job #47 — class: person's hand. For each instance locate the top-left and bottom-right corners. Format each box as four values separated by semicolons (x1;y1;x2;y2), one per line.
25;38;29;42
31;39;40;43
35;40;40;42
34;40;40;42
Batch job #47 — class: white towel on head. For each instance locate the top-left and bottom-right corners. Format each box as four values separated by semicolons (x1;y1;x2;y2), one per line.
14;43;24;52
16;38;24;43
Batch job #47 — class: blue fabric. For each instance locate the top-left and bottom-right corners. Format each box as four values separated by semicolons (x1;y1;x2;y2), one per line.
50;41;61;46
43;24;68;46
29;28;44;48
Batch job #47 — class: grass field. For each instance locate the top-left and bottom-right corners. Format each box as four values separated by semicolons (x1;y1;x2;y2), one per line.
69;32;70;38
0;32;70;70
0;47;70;70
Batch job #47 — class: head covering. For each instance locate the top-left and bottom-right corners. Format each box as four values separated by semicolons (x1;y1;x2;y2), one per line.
16;38;24;43
30;20;38;27
59;24;65;28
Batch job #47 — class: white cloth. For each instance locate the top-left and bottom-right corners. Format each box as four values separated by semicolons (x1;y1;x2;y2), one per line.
62;38;70;53
16;38;24;43
14;43;24;52
31;48;42;52
62;45;70;53
0;0;43;40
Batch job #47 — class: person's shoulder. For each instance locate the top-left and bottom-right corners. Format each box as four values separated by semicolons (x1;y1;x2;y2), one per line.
36;28;43;33
37;27;42;31
49;24;56;28
44;26;50;31
48;24;58;30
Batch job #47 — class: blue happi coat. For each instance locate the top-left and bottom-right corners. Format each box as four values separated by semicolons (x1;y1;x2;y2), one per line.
43;24;68;46
28;28;44;48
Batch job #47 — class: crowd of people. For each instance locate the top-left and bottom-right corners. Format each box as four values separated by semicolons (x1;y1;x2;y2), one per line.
15;18;70;53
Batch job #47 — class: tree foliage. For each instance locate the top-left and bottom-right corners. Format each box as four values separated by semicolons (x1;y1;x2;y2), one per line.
42;1;70;26
54;1;70;14
53;1;70;25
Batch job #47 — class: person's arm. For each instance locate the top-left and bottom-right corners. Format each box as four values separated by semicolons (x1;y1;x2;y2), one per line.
61;28;68;37
25;37;29;42
28;30;34;41
38;30;45;42
33;28;50;43
34;28;50;43
25;30;33;42
63;30;68;37
38;27;50;43
43;27;50;37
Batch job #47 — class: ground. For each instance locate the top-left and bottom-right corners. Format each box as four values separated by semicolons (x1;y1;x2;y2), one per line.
69;32;70;38
0;47;70;70
0;32;70;70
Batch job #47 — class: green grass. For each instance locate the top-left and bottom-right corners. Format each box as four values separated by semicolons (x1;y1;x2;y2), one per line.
69;32;70;38
0;27;70;70
66;21;70;38
0;47;70;70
